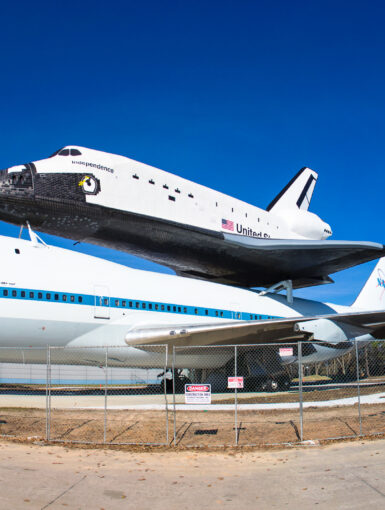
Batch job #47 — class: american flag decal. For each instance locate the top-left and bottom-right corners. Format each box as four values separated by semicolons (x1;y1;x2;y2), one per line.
222;218;234;231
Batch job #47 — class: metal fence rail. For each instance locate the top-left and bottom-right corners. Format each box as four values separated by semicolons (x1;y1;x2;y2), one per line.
0;340;384;446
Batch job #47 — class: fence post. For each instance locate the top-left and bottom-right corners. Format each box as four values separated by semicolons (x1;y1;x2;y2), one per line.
172;346;177;446
355;340;362;436
234;345;238;446
298;341;303;441
104;347;108;444
45;345;50;441
164;345;169;445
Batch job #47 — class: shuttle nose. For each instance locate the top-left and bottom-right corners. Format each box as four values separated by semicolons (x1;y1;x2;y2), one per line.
0;164;34;190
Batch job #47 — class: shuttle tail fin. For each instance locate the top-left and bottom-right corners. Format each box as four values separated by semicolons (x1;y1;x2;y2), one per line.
353;257;385;310
266;167;318;213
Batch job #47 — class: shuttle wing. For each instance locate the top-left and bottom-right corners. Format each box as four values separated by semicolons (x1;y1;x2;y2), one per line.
176;235;385;289
124;310;385;348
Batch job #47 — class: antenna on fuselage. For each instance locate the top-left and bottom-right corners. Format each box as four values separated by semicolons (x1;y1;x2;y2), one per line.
26;222;48;248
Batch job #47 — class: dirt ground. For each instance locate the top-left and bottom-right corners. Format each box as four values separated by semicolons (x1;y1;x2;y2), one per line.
1;403;385;447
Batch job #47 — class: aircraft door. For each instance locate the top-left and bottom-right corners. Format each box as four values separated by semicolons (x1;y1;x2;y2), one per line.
231;303;241;320
94;285;110;319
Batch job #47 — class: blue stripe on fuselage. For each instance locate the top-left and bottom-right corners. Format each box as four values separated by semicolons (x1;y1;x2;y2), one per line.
0;286;281;321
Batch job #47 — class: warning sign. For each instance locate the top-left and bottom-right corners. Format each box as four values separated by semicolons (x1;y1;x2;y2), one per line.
185;384;211;404
279;347;294;357
228;376;244;389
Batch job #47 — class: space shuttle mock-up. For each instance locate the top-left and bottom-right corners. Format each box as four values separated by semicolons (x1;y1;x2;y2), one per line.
0;146;383;288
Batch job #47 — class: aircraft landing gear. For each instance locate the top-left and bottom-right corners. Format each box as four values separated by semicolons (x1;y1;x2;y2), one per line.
158;369;191;394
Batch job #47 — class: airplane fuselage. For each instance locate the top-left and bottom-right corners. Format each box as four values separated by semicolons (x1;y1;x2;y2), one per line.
0;234;366;369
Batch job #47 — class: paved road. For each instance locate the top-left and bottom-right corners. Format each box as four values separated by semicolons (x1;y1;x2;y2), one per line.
1;390;385;410
0;439;385;509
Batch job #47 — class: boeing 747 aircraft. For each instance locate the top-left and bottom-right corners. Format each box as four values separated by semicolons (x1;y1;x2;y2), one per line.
0;146;384;289
0;228;383;390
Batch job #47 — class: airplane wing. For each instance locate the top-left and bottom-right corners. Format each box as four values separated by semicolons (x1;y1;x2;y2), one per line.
124;310;385;348
176;235;385;289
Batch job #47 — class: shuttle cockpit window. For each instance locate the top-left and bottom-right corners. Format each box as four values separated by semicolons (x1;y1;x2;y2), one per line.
50;148;82;157
50;148;82;158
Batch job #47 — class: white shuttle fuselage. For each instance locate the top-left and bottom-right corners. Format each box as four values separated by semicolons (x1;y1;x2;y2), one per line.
7;146;330;241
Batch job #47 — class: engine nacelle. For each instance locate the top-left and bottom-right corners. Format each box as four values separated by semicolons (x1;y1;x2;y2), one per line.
294;319;368;344
275;209;332;240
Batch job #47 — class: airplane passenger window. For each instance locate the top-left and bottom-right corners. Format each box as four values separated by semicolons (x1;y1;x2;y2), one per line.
205;310;208;315
161;305;165;311
103;298;108;306
183;307;187;313
136;302;139;308
220;311;223;317
54;294;59;300
29;292;34;298
167;305;170;311
129;301;133;307
194;308;198;314
122;300;126;307
21;291;25;298
215;311;219;317
12;290;16;297
46;293;51;300
3;290;8;296
58;149;70;156
38;292;43;299
155;304;159;310
62;295;67;301
142;303;146;309
70;296;75;302
70;149;82;156
173;306;176;312
177;307;181;313
148;303;152;309
78;296;83;303
115;299;119;306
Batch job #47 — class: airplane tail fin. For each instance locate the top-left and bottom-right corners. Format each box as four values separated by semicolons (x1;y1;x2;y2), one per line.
266;167;318;213
353;257;385;310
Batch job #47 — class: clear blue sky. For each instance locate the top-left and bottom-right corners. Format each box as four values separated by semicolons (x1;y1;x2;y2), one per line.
1;0;384;305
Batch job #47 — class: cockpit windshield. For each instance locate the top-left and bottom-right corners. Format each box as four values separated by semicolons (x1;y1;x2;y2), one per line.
49;148;82;157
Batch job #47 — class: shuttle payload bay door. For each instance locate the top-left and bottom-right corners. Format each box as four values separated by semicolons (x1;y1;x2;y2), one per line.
94;285;110;319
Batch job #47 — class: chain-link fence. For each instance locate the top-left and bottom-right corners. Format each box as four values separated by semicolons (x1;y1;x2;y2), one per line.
0;341;384;446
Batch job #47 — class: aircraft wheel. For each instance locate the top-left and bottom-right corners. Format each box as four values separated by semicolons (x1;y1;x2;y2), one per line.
263;379;279;392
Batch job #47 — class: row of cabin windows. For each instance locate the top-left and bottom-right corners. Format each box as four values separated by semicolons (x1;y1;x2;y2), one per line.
112;299;225;317
2;290;269;320
3;289;82;303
